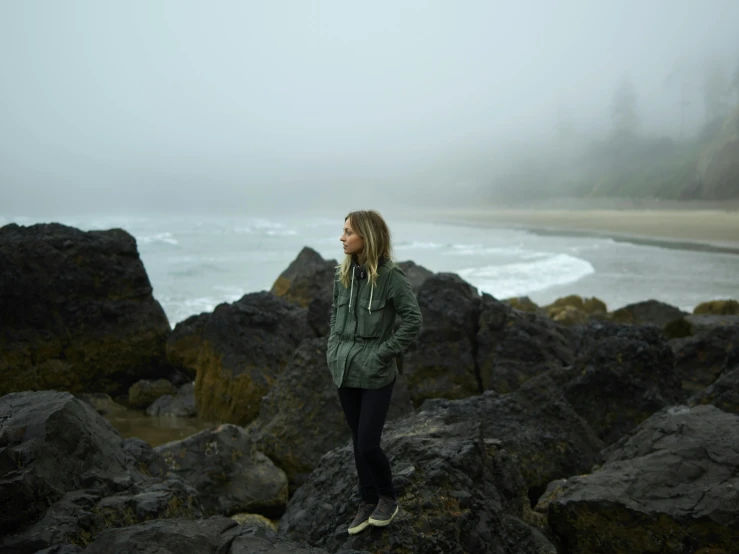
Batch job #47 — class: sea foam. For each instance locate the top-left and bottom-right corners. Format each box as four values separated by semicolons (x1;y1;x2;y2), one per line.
458;253;595;299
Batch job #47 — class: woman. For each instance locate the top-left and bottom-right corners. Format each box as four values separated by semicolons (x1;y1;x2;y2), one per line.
326;210;422;535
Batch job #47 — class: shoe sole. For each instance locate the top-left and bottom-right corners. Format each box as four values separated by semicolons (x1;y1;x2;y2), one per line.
368;505;399;527
348;519;370;535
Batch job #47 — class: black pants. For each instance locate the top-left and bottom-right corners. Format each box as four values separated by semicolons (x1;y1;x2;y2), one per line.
338;380;395;503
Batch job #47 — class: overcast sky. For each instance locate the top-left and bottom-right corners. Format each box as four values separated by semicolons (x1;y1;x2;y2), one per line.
1;0;738;215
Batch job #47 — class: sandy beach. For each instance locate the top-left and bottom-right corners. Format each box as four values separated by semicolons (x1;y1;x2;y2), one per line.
417;206;739;254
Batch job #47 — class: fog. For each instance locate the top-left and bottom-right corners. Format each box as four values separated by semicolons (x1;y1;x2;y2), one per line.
1;0;738;216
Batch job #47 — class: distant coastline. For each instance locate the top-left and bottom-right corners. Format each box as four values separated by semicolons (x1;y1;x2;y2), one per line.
414;201;739;256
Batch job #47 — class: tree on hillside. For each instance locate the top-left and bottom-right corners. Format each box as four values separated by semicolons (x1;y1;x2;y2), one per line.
663;61;694;138
702;65;731;128
611;75;639;137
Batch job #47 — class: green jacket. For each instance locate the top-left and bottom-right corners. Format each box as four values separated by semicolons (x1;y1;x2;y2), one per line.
327;260;422;389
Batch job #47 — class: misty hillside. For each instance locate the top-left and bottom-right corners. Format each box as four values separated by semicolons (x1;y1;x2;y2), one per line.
572;107;739;201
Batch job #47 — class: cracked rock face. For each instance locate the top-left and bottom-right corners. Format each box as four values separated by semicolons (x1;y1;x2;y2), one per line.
540;405;739;554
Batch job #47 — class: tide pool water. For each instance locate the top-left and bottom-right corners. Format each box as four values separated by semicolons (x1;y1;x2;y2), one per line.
3;212;738;325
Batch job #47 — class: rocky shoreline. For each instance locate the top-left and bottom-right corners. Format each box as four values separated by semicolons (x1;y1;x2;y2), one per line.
2;222;738;553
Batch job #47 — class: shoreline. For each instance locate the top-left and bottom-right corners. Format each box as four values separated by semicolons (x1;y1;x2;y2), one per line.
415;208;739;256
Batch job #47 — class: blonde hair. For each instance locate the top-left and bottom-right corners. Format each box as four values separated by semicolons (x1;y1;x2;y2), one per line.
339;210;392;288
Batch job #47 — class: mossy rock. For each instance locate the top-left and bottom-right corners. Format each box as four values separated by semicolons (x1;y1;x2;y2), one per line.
582;296;607;314
503;296;540;313
546;295;585;313
128;379;177;409
551;306;589;326
693;299;739;315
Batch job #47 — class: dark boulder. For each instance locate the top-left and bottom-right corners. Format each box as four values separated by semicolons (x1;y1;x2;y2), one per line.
155;424;288;518
280;406;557;553
693;298;739;315
562;322;682;445
395;260;434;293
476;294;574;393
540;405;739;554
128;378;177;409
247;338;413;492
402;273;483;406
146;382;197;417
0;223;171;396
608;299;687;328
671;321;739;395
270;246;338;337
420;375;603;502
166;292;313;425
689;363;739;414
0;391;199;553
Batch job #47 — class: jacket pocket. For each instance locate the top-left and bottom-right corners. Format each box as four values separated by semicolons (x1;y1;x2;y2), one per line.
334;294;350;333
359;298;387;338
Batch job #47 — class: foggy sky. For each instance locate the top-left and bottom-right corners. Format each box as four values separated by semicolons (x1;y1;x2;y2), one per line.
1;0;738;215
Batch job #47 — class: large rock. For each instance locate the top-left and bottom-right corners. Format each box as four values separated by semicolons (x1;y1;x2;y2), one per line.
693;298;739;315
128;378;177;409
671;321;739;395
146;382;197;417
166;292;313;425
281;407;557;553
155;424;288;518
270;247;338;337
689;363;739;414
420;375;603;502
402;273;483;406
395;260;434;294
247;338;413;491
540;405;739;553
560;322;682;445
0;391;199;553
608;299;687;328
0;223;171;396
476;294;574;393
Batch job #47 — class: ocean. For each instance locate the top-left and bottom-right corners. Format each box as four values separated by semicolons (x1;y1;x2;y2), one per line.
3;212;738;325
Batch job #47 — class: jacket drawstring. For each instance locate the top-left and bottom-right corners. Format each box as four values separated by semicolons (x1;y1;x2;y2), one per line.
368;283;374;314
349;270;355;310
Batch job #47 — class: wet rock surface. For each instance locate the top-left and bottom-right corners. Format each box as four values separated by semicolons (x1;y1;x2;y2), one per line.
541;405;739;554
281;405;557;554
155;423;288;518
0;391;199;553
0;223;171;396
420;377;603;502
563;322;683;444
79;516;367;554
